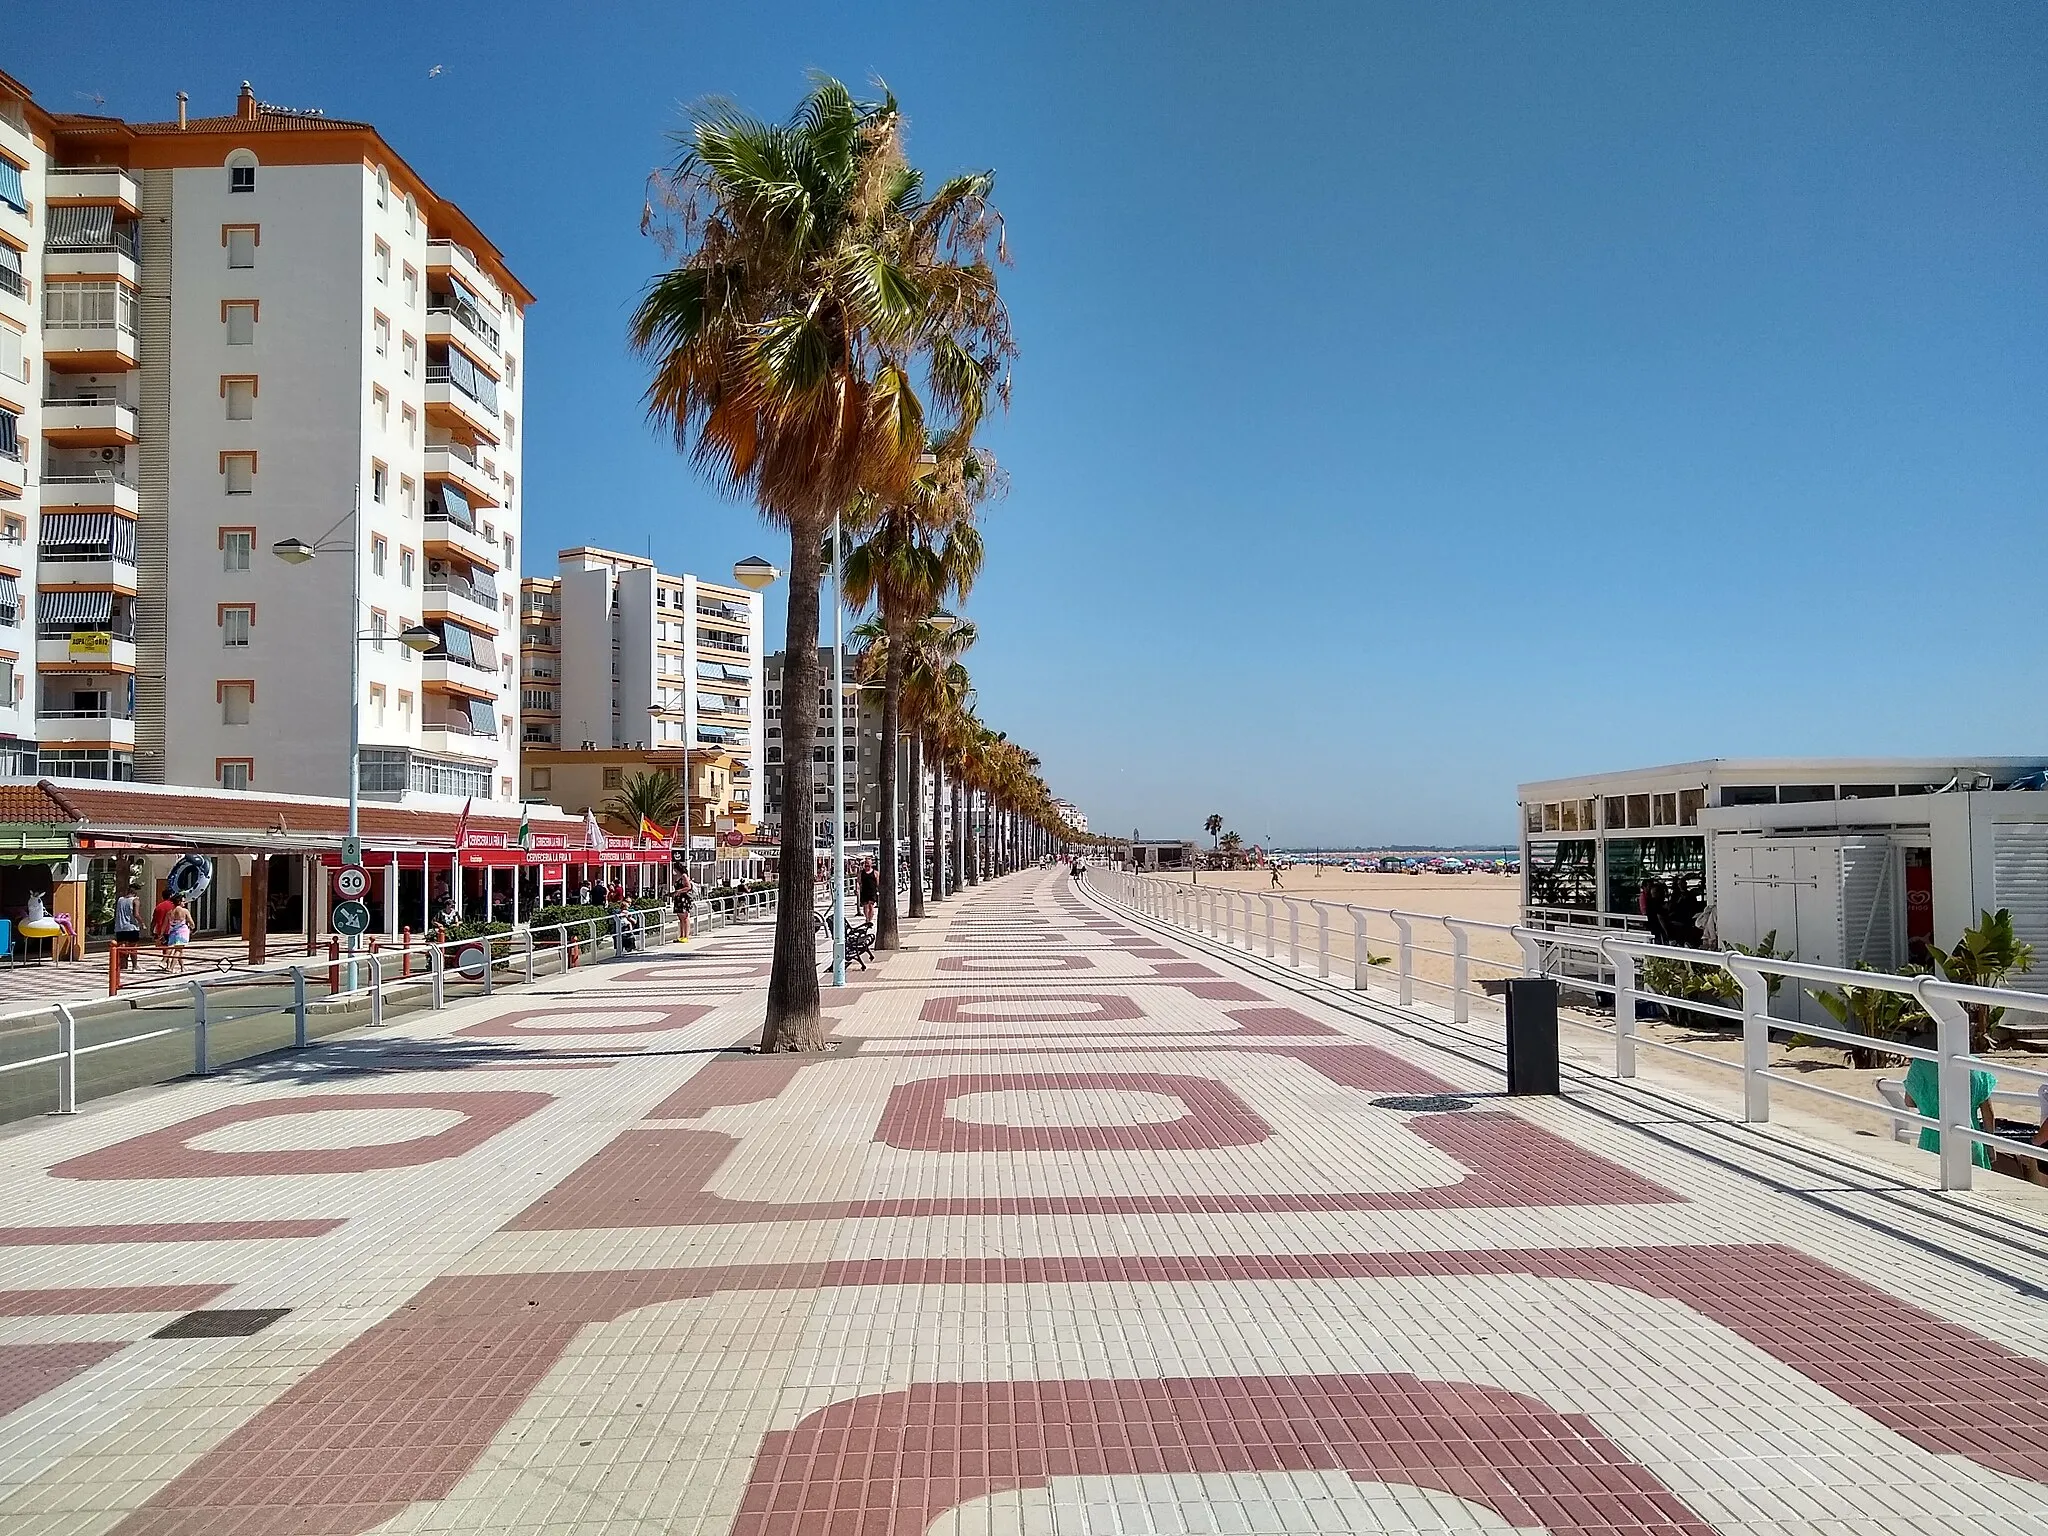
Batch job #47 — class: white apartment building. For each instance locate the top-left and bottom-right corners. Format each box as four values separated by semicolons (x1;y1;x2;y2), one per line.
762;647;890;844
519;547;764;811
0;76;528;802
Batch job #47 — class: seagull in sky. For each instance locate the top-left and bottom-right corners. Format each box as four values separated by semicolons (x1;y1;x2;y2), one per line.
427;65;445;79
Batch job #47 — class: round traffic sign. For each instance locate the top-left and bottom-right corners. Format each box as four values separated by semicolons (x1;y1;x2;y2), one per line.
457;945;488;980
334;865;369;900
332;899;372;937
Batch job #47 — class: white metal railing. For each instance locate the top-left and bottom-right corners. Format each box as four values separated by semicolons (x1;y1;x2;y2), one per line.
1102;870;2048;1192
0;890;780;1128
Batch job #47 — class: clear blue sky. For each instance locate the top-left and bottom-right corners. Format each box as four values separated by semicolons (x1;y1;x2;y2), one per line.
16;2;2046;844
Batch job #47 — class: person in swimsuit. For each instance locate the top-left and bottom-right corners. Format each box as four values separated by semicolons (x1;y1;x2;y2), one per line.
165;900;193;973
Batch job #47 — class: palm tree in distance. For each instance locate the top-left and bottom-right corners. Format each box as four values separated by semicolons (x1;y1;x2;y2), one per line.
1219;830;1244;868
602;770;684;834
844;442;995;949
631;76;1013;1050
1205;814;1224;851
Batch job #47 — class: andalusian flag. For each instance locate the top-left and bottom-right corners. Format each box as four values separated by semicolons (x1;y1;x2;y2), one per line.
517;809;533;851
639;816;669;845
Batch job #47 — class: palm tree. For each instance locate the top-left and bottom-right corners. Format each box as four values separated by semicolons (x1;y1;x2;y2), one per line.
632;77;1013;1050
1219;830;1244;868
844;443;995;948
602;770;684;834
1204;814;1223;850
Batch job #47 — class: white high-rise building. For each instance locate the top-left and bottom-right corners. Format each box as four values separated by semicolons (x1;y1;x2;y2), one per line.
520;546;764;805
0;75;529;803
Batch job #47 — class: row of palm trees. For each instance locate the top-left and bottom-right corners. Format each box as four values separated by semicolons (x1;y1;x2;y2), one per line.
631;75;1092;1050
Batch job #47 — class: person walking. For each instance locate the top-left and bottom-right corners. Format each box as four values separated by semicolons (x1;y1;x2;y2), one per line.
164;898;193;974
672;871;695;941
150;890;176;972
113;888;142;973
1270;862;1283;888
856;858;880;929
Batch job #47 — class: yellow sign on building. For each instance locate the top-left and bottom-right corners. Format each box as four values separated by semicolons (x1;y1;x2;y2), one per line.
68;631;112;662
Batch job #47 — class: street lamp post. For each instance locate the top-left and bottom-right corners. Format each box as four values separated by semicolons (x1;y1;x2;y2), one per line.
731;552;780;913
924;610;959;901
273;521;436;985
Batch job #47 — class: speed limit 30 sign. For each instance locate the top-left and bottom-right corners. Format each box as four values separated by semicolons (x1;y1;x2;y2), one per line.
333;865;369;900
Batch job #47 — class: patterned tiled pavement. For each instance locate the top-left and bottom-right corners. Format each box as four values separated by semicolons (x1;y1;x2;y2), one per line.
3;869;2047;1534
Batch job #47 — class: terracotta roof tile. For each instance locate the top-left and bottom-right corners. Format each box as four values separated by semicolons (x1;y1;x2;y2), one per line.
14;782;570;848
52;111;372;135
0;783;78;825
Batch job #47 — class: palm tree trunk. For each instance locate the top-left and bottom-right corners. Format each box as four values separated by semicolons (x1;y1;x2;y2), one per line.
952;775;966;896
875;611;906;948
761;526;824;1051
929;740;945;899
905;729;925;918
964;786;978;886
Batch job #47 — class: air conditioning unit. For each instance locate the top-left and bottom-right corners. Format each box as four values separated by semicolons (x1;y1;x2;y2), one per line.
97;447;118;462
427;558;448;580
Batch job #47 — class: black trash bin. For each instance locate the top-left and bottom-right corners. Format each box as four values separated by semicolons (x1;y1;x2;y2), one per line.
1504;977;1560;1096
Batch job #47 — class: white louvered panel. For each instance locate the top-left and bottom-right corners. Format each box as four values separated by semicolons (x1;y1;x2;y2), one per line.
1839;840;1896;971
131;167;172;781
1992;823;2048;995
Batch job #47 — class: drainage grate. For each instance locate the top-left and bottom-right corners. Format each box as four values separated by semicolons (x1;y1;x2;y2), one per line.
1368;1094;1474;1114
152;1308;291;1339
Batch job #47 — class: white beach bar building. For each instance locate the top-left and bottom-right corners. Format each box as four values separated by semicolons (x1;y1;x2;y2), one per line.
1517;757;2048;997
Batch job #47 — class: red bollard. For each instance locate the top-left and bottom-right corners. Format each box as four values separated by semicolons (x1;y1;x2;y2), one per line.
401;926;413;978
108;943;122;997
327;937;341;993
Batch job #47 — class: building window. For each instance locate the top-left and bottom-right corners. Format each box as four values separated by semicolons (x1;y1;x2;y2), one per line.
399;476;415;519
223;376;255;421
399;547;414;587
224;225;257;268
374;238;390;284
225;301;256;345
403;192;416;233
373;313;390;355
221;528;252;571
217;759;252;791
505;354;517;388
371;461;387;503
369;609;387;652
503;410;515;447
222;453;256;495
220;605;253;647
401;404;417;446
375;165;389;209
220;681;253;725
529;767;551;792
402;264;418;308
370;684;386;727
401;334;416;377
372;385;388;432
371;536;387;578
500;777;512;799
228;162;255;194
397;690;413;729
603;767;623;790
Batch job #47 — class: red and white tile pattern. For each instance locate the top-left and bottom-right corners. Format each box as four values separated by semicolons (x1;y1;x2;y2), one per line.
0;871;2042;1535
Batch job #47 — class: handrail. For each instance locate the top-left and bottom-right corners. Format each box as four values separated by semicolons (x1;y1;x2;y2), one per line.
0;885;781;1128
1102;870;2048;1192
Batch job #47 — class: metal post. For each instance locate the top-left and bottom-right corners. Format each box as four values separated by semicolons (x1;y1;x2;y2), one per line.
830;511;846;987
430;943;445;1010
368;954;384;1030
1312;902;1330;978
1391;914;1414;1007
1605;940;1637;1078
1445;918;1470;1024
55;1003;76;1114
480;936;493;996
1285;899;1301;968
1261;895;1275;957
1351;909;1368;991
523;926;535;983
1920;983;1976;1191
191;982;209;1075
1729;957;1770;1124
291;966;307;1048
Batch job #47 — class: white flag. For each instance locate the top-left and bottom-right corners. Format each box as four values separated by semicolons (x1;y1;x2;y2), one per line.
583;809;604;849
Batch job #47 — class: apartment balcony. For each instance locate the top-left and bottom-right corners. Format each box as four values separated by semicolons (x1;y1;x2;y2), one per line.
695;600;751;627
696;632;749;659
421;653;501;699
41;397;138;448
423;440;499;508
45;166;140;216
423;510;501;572
419;723;501;761
0;196;26;251
0;449;22;500
424;366;498;441
423;574;502;633
0;263;30;328
37;706;136;748
38;553;138;594
41;473;138;514
426;293;501;361
37;634;136;670
43;320;138;372
426;241;502;314
45;247;138;285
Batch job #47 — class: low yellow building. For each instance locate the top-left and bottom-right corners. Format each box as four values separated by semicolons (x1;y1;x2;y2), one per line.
520;746;753;844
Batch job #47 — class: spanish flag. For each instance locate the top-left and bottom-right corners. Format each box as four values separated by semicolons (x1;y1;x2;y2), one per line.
639;816;669;845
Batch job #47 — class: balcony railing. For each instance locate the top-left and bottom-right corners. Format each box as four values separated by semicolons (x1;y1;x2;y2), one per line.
44;468;135;487
48;222;139;259
428;293;501;351
39;705;133;721
426;645;501;677
0;266;22;300
426;358;499;416
39;546;133;565
697;632;748;656
696;601;749;625
39;626;135;643
425;573;500;609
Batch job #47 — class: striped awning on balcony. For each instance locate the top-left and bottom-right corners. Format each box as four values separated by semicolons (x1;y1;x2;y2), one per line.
0;573;19;621
39;589;114;626
428;481;475;530
0;409;16;459
465;699;498;736
40;512;134;560
0;161;23;215
47;205;115;250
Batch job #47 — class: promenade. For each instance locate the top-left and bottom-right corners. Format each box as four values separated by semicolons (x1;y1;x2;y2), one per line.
2;866;2045;1535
